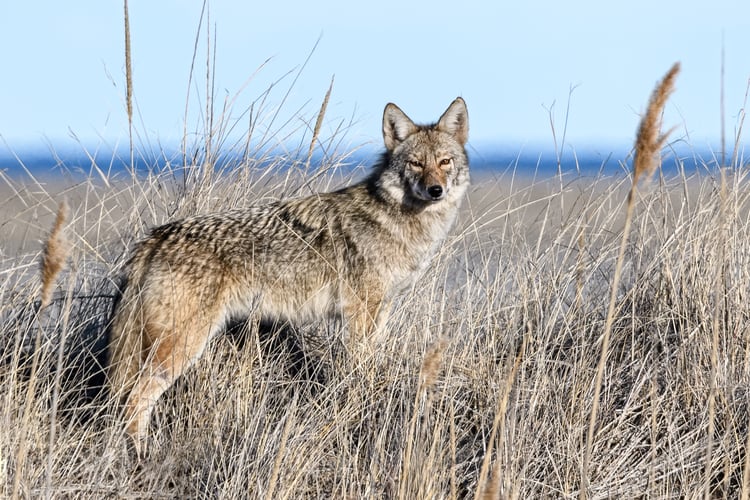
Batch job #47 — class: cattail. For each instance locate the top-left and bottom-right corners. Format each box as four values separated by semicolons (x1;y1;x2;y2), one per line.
632;62;680;184
40;200;70;309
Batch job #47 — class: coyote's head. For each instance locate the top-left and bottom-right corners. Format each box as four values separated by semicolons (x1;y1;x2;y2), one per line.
379;97;469;208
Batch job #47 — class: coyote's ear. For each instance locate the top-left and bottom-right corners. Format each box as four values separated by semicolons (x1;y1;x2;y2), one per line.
437;97;469;146
383;103;418;151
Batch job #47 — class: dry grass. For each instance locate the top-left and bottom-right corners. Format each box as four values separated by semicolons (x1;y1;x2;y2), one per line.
2;18;750;497
3;134;750;498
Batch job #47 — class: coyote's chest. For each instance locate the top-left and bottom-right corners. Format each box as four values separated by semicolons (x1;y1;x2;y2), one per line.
379;211;455;297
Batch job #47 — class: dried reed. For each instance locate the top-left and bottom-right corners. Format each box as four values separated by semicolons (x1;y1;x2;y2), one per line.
305;76;335;171
39;200;70;310
123;0;134;165
399;338;446;500
12;200;71;500
580;62;680;499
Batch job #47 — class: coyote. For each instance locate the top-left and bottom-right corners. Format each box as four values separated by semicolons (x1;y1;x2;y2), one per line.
108;97;470;451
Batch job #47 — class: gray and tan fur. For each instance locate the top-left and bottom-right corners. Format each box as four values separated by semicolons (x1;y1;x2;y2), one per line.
108;97;470;452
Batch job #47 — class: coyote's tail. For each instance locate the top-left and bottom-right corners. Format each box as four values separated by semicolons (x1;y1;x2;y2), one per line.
107;267;146;402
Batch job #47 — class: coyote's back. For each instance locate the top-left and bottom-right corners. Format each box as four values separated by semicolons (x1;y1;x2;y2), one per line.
108;97;470;452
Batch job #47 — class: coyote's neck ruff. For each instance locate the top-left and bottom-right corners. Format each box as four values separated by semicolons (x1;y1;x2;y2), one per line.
108;97;470;453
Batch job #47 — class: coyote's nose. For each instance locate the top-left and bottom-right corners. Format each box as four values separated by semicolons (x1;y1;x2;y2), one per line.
427;185;444;199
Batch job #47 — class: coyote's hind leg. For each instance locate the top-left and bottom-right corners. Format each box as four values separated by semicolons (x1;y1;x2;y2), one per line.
123;298;225;454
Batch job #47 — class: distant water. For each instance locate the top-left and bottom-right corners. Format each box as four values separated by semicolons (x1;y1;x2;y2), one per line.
0;144;726;181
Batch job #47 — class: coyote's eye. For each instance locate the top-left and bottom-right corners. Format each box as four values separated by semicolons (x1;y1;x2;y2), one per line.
408;160;424;169
439;158;452;166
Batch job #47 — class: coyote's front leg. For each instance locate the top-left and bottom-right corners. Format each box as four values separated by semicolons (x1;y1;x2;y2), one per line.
344;287;389;348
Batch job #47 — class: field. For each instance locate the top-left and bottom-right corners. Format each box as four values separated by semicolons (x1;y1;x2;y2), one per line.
2;62;750;498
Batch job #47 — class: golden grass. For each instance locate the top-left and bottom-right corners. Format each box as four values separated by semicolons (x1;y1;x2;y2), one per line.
1;30;749;498
3;142;750;498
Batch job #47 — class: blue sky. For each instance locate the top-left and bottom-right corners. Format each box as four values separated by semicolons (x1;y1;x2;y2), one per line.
1;1;748;158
